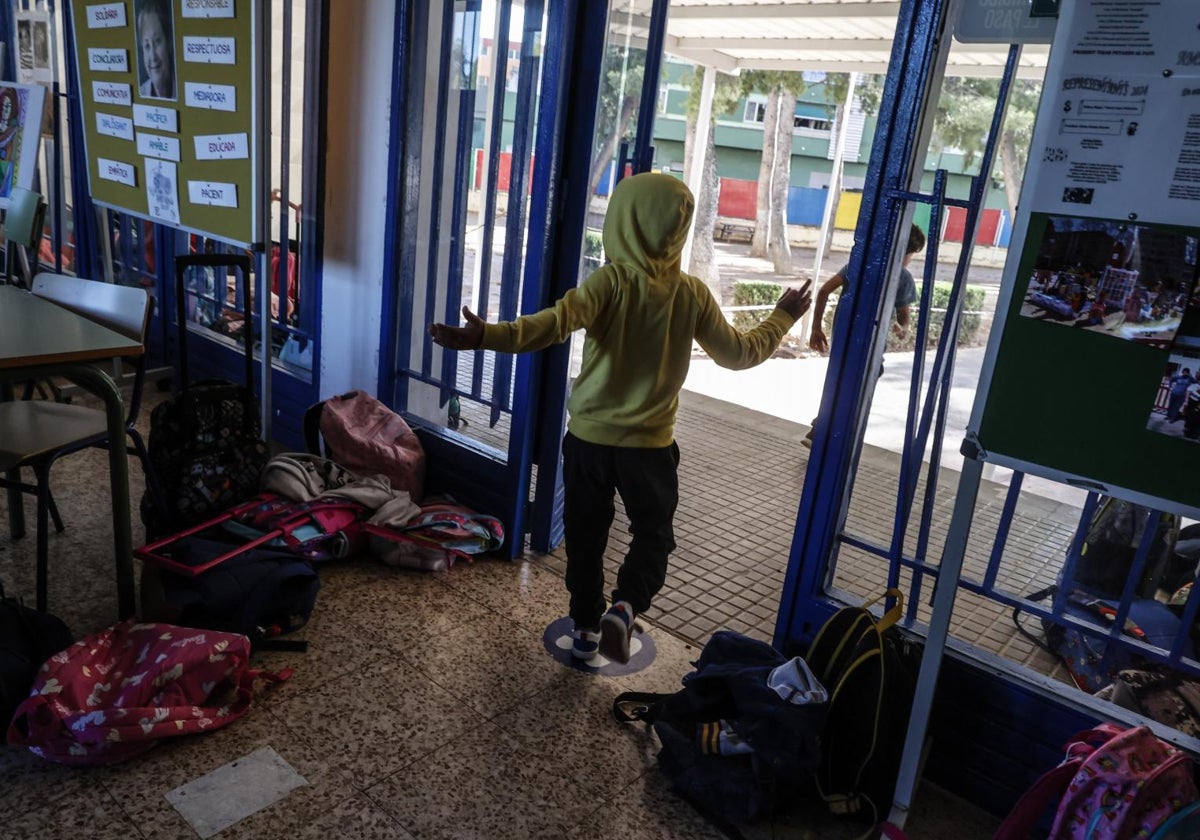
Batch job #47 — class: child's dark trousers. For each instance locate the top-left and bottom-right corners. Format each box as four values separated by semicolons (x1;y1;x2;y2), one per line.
561;432;679;629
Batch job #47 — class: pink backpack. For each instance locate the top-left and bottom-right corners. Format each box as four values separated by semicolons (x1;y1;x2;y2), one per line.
995;723;1198;840
6;620;289;765
365;500;505;571
309;391;426;502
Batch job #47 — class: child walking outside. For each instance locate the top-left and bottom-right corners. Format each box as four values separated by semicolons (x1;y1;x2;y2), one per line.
429;172;811;662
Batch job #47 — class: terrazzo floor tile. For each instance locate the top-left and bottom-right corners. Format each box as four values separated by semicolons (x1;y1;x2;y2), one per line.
309;557;421;599
613;623;700;697
1;786;143;840
436;556;569;635
250;594;404;699
330;573;495;654
270;657;484;789
567;769;729;840
367;721;603;839
491;674;659;804
225;791;415;839
98;703;351;837
398;608;564;718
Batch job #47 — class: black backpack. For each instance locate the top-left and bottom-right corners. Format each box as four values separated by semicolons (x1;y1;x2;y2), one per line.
1;582;74;730
613;630;826;827
802;588;920;824
140;544;319;651
1070;497;1182;600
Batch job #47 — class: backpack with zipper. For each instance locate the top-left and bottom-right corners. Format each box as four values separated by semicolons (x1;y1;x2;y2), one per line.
612;630;827;827
6;619;290;765
802;588;920;824
365;500;505;571
994;722;1199;839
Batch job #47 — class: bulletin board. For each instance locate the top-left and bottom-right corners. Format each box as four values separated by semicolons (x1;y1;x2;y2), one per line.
971;0;1200;515
70;0;257;245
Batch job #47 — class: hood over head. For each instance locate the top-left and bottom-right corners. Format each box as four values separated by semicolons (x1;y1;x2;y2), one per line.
601;172;695;279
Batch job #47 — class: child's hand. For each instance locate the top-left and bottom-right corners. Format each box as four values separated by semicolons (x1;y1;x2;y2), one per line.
776;281;812;320
808;327;829;354
429;305;485;350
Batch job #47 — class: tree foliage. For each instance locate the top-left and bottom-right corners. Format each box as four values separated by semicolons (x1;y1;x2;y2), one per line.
587;48;647;201
931;77;1041;214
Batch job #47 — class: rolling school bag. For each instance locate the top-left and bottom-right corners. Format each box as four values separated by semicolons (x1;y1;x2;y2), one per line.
141;254;269;536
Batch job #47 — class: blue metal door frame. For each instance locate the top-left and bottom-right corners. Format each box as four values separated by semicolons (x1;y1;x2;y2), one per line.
775;0;951;646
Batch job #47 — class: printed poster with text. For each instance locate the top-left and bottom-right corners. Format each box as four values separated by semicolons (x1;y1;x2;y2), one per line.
71;0;256;245
1031;0;1200;226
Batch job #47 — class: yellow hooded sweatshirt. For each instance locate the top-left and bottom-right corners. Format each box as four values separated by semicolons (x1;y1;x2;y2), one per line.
479;172;798;448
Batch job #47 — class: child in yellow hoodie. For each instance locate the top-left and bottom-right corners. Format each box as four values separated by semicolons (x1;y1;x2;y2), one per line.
429;172;810;663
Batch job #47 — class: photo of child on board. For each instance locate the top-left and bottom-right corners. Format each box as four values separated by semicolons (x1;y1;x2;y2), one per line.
1147;349;1200;443
1019;215;1199;348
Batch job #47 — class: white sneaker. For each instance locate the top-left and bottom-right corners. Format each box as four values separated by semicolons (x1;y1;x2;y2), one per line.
600;601;635;663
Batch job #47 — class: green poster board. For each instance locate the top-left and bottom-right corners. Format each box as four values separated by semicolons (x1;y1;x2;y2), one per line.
974;212;1200;512
71;0;256;245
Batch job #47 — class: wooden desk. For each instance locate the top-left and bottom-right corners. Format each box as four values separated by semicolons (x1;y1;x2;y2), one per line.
0;284;142;617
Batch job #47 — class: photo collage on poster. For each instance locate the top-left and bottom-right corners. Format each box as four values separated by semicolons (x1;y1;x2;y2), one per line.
1147;288;1200;443
1015;214;1200;444
1019;215;1198;345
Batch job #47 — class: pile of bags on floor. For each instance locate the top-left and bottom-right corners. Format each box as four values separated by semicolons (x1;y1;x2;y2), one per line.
615;590;919;838
137;389;504;650
1012;497;1200;735
1;390;504;766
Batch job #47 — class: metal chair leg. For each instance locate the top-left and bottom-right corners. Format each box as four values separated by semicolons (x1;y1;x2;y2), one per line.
34;463;51;613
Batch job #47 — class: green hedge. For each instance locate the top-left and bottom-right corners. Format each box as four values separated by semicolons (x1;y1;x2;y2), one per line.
731;280;783;329
821;281;988;350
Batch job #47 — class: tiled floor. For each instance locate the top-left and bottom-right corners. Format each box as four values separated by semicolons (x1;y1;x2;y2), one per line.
0;387;1013;839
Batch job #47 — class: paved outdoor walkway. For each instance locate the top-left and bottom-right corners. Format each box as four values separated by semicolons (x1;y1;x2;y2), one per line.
539;386;1083;688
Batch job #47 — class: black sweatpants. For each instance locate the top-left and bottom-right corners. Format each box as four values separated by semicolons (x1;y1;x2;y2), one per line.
561;432;680;629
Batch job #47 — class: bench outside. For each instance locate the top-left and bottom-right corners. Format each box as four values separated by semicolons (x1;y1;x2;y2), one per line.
716;220;755;242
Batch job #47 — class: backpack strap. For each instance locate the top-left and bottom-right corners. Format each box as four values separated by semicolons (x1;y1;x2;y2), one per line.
612;691;672;724
303;400;327;457
862;587;905;633
993;760;1080;840
234;558;319;652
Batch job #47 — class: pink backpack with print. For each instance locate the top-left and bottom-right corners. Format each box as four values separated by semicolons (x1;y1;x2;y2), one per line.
995;723;1198;840
5;620;289;765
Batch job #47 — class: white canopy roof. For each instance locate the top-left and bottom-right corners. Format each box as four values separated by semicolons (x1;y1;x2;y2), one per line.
619;0;1051;80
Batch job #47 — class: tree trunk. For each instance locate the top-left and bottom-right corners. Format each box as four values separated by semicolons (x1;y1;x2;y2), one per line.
820;103;846;263
688;120;723;301
749;86;779;258
768;89;795;274
999;128;1022;219
587;94;639;201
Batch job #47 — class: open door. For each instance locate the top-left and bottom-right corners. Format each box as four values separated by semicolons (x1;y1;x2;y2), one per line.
383;0;671;557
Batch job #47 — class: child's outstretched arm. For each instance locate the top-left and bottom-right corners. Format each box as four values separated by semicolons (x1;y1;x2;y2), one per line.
429;305;485;350
694;279;812;370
